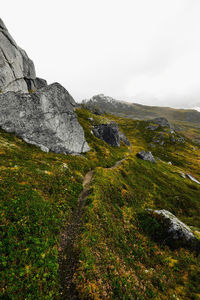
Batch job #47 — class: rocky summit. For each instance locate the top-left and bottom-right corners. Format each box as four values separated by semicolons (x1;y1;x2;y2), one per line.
0;82;90;154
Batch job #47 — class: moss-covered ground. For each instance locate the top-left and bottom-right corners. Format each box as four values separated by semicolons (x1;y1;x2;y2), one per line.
0;108;200;299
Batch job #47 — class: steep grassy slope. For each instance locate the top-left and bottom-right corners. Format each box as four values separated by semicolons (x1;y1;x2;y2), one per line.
0;109;128;299
0;108;200;299
74;114;200;299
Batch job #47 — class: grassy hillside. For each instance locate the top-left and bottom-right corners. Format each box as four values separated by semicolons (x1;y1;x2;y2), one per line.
82;96;200;144
0;108;200;299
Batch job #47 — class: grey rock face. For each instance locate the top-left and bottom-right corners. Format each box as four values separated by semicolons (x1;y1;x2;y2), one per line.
0;18;36;93
0;82;90;154
137;151;156;163
34;77;47;90
147;209;199;250
151;117;171;128
119;131;130;146
92;123;120;146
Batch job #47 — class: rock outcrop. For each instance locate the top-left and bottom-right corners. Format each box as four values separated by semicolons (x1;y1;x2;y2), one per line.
92;123;120;147
137;151;156;163
146;209;199;251
0;19;90;155
0;19;38;93
0;83;90;154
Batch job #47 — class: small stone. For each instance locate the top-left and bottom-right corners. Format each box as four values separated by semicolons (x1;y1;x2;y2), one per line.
88;117;94;122
186;174;200;185
180;171;186;178
136;151;156;163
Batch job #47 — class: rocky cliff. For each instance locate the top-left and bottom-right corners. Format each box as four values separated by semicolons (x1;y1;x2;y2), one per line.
0;19;89;154
0;19;39;93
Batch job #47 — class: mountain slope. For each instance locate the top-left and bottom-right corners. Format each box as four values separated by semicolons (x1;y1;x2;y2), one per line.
1;108;200;299
82;94;200;144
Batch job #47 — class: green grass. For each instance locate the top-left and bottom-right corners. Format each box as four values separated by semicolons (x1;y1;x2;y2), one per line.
74;114;200;299
0;108;200;299
0;109;129;299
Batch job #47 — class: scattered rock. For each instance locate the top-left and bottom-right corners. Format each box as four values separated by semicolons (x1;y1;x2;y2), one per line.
186;174;200;185
147;209;199;251
180;171;186;178
171;135;185;144
146;124;159;131
88;117;94;122
119;131;130;146
92;123;120;146
152;133;165;145
136;151;156;163
151;117;171;128
0;82;90;154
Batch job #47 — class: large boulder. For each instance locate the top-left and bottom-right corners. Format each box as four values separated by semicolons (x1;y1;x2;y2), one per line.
92;123;120;146
146;209;199;251
137;150;156;163
0;83;90;154
0;18;38;93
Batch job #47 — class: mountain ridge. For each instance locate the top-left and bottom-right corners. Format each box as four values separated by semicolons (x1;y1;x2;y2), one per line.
82;94;200;144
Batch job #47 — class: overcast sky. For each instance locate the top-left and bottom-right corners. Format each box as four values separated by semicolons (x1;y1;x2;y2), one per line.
2;0;200;108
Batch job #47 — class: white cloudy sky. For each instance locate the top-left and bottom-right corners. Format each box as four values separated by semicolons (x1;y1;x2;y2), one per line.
2;0;200;108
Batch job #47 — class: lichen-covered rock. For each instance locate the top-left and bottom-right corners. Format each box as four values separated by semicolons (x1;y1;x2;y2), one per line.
0;82;90;154
147;209;199;251
0;18;37;93
137;151;156;163
119;131;130;146
92;123;120;146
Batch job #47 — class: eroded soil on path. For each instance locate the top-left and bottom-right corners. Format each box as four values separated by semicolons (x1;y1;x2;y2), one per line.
59;150;131;299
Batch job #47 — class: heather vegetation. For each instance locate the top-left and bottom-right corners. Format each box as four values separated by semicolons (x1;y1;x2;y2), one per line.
0;108;200;299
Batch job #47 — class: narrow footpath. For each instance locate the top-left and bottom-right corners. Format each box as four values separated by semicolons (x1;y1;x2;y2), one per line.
59;149;131;299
